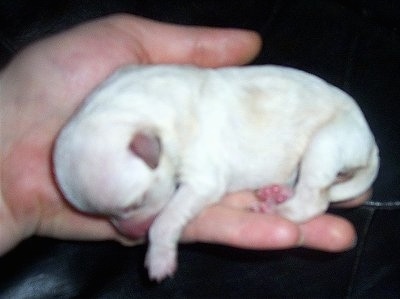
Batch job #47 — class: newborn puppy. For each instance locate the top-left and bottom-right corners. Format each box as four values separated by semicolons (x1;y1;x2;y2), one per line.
53;65;379;281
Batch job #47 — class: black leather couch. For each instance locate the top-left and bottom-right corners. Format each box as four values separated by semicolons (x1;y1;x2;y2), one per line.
1;1;399;297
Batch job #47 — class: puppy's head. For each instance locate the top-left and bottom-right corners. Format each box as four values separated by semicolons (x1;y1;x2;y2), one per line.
54;125;176;235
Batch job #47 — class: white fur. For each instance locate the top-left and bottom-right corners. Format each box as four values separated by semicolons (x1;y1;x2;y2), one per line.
53;65;379;281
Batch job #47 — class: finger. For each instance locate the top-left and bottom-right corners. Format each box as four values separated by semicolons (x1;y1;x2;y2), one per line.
189;191;357;251
110;14;262;67
299;214;356;252
182;205;300;250
220;190;260;209
330;188;372;208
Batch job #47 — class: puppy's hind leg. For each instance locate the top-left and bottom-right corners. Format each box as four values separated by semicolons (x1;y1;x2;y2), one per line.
277;114;369;223
328;143;378;202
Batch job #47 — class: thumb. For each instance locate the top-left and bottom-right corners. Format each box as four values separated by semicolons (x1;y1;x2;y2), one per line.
110;14;263;67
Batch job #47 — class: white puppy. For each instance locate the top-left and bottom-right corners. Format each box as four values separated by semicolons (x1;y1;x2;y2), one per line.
53;65;379;281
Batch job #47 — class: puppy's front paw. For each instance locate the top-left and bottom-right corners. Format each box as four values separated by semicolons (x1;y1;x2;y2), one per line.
145;245;177;282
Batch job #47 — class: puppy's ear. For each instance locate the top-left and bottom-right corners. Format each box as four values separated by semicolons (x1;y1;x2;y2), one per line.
129;131;161;169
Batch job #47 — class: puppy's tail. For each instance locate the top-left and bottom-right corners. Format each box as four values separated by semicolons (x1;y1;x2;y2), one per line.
328;144;379;202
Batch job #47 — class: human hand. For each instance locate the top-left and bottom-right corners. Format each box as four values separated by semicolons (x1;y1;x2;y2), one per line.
183;189;371;251
0;14;367;255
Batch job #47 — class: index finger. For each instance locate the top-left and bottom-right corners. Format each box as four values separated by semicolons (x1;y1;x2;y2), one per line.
181;205;301;250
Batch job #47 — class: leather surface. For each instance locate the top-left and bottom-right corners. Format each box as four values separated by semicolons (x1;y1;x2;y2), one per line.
1;1;399;297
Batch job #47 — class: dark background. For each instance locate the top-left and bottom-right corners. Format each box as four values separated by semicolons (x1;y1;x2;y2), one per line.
1;1;399;297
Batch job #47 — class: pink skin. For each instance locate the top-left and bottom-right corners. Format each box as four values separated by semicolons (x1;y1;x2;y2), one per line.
113;215;158;239
253;184;294;213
